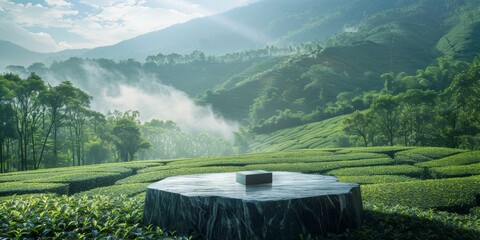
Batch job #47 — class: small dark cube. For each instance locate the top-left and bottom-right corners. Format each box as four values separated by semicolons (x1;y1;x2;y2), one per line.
236;170;272;185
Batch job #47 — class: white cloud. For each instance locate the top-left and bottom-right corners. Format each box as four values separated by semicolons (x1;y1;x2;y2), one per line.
45;0;72;8
0;0;260;52
102;84;238;140
0;20;61;52
68;1;201;47
0;0;77;28
42;61;239;140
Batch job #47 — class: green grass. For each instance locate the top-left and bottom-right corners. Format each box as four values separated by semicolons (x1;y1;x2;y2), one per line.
416;151;480;168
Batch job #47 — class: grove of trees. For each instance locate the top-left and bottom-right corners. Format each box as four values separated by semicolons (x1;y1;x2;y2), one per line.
343;55;480;149
0;74;234;173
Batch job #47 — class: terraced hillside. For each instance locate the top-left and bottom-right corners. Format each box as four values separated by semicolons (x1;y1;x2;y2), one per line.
1;147;480;239
247;115;347;152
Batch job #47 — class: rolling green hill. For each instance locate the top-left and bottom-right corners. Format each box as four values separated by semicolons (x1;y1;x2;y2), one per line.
1;146;479;239
198;0;480;128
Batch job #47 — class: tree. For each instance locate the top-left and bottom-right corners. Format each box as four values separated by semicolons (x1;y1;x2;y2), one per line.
397;89;437;146
36;81;77;168
371;94;399;146
343;111;371;147
66;85;93;166
7;73;46;170
111;118;150;162
0;76;17;173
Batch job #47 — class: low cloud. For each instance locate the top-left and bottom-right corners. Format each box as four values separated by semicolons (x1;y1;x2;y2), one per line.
39;61;238;140
101;84;238;140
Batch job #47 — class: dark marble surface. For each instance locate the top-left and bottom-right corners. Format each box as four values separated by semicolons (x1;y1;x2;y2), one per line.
144;172;363;240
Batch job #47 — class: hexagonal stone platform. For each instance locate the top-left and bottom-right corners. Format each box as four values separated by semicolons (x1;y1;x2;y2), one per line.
144;171;362;240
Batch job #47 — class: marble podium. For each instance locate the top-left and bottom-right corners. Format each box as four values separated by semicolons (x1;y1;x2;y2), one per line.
144;172;362;240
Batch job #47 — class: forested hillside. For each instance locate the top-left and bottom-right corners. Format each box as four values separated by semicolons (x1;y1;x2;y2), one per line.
2;0;480;167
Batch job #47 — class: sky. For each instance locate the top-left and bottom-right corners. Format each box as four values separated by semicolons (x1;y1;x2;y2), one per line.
0;0;258;53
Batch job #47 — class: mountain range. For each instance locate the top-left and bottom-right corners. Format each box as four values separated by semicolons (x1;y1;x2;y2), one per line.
0;0;401;69
2;0;480;135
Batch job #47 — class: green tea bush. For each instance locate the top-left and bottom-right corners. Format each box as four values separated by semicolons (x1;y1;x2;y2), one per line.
117;166;245;184
471;207;480;216
27;172;132;194
327;165;424;177
362;176;480;212
77;183;149;197
0;182;68;196
394;147;464;164
337;175;417;184
309;203;480;240
0;193;57;201
0;194;177;239
242;158;395;174
430;162;480;178
335;147;411;158
416;151;480;168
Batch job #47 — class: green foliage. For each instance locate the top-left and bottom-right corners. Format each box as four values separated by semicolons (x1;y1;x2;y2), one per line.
328;165;424;177
337;175;417;185
416;151;480;168
394;147;465;164
309;203;480;240
247;115;347;152
110;112;151;162
0;194;174;239
117;166;245;184
362;176;480;212
0;182;68;196
471;207;480;216
430;162;480;178
77;183;149;197
0;146;479;239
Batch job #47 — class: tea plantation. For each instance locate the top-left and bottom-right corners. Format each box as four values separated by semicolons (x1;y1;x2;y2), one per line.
1;147;480;239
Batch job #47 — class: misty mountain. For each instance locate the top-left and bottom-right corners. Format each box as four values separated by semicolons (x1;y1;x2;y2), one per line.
4;0;480;136
0;40;88;71
0;40;45;70
81;0;397;60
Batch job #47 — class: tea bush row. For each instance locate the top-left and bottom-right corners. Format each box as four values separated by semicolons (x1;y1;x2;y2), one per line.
430;162;480;178
119;158;394;184
77;183;149;197
361;176;480;212
327;165;424;177
337;175;417;185
393;147;464;164
0;182;68;196
416;151;480;168
0;194;180;239
309;203;480;240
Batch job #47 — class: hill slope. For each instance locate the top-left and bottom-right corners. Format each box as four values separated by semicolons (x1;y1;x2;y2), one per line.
197;0;480;128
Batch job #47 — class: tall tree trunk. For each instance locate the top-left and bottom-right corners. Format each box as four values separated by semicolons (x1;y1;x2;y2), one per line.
31;126;37;170
0;141;4;173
